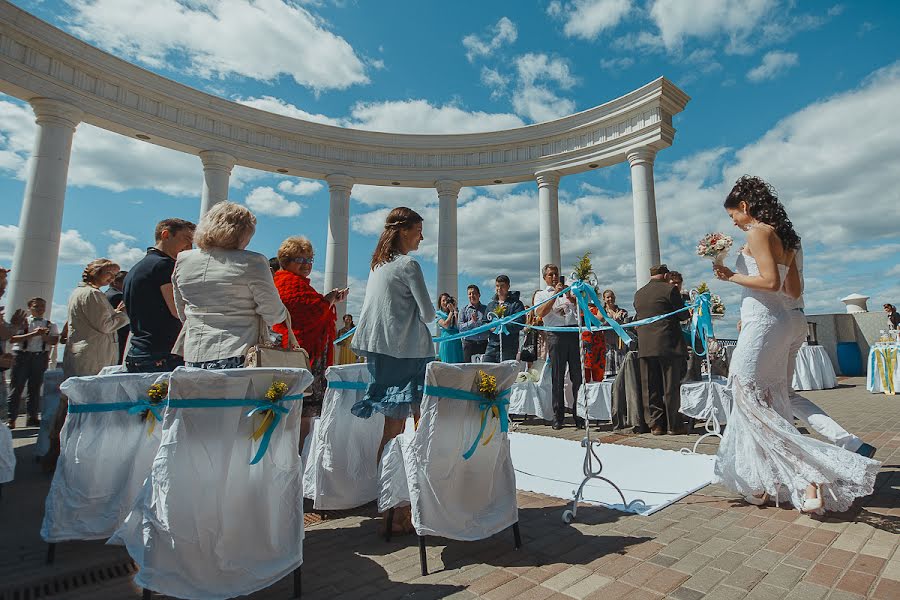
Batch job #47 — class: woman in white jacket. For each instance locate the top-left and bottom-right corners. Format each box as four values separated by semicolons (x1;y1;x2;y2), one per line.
351;207;435;460
172;202;287;369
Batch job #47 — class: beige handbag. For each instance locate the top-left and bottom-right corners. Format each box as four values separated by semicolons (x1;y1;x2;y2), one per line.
244;312;310;371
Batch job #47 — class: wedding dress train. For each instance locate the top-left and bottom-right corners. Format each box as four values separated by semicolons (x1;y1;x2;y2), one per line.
713;251;879;512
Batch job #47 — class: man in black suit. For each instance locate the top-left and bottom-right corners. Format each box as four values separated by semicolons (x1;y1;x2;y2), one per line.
633;264;688;435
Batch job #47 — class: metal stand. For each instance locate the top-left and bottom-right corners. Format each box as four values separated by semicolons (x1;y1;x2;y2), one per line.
563;298;636;523
293;566;302;598
681;340;725;455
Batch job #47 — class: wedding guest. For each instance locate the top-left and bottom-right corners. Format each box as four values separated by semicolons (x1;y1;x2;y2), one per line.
124;218;195;373
580;304;606;383
534;264;583;430
521;290;547;366
272;235;346;451
105;270;129;363
600;290;629;379
172;202;288;369
350;207;434;460
713;175;878;513
269;256;281;277
337;314;358;365
458;285;489;362
6;297;58;428
0;269;26;421
436;293;464;363
885;304;900;330
633;264;688;435
483;275;525;362
46;259;130;470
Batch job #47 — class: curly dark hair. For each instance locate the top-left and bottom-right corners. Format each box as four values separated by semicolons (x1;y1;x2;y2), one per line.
724;176;801;250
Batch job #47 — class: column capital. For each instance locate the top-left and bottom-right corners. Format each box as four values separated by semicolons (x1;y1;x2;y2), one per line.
199;150;236;172
535;171;561;188
434;179;461;197
626;147;657;166
325;173;354;192
29;98;83;129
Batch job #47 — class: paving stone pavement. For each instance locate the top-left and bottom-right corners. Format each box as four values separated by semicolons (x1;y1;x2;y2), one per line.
0;377;896;599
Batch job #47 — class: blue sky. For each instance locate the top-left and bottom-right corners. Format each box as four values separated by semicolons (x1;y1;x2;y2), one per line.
2;0;899;334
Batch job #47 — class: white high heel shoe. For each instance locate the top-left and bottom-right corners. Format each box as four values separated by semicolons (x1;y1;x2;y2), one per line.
744;492;769;506
801;484;824;514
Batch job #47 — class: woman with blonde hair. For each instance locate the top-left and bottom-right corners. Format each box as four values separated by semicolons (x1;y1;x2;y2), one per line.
172;202;288;369
272;235;347;450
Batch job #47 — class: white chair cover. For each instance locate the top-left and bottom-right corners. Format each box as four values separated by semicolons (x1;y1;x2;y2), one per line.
379;361;519;541
0;420;14;484
36;368;65;457
303;363;384;510
110;366;313;600
508;359;574;420
98;365;127;376
40;371;169;542
579;381;613;420
679;377;732;424
792;344;837;391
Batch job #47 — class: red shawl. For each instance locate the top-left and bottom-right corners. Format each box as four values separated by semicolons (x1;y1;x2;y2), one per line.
272;270;336;365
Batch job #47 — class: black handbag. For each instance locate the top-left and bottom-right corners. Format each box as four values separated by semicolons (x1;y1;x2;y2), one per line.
519;329;538;362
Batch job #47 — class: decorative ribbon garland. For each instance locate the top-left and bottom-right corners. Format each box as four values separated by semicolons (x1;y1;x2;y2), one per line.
422;384;511;460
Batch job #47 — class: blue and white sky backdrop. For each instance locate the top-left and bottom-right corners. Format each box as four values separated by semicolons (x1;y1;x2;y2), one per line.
2;0;899;334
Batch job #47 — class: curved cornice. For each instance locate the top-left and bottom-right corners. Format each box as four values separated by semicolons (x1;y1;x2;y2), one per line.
0;1;690;187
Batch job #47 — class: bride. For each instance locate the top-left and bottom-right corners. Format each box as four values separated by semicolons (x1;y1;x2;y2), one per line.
712;176;879;514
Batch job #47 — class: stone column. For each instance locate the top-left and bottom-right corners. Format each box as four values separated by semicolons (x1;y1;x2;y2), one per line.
324;174;354;321
435;180;461;301
199;150;236;216
536;171;561;280
7;98;83;312
627;148;661;288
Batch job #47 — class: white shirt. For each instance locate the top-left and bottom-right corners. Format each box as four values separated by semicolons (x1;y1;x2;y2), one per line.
351;255;436;359
12;315;58;352
783;245;805;310
533;286;578;327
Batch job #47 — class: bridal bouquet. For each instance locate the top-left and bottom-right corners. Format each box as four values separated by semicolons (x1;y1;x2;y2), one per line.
697;232;733;265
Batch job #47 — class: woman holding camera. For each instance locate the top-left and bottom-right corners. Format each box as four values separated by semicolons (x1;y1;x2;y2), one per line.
436;292;464;363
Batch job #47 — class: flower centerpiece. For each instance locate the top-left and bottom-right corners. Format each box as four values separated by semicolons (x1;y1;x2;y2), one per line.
696;282;726;319
572;251;597;286
251;381;289;442
697;232;734;266
477;369;501;444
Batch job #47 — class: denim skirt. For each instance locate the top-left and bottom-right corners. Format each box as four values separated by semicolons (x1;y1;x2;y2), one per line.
350;351;432;420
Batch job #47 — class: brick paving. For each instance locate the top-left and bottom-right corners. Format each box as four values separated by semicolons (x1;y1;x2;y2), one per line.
0;376;897;599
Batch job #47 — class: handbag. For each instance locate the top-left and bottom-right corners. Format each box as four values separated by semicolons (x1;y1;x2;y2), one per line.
244;312;310;371
519;329;538;363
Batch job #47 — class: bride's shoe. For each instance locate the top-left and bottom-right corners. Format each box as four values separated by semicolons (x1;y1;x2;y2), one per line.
801;484;824;514
744;492;769;506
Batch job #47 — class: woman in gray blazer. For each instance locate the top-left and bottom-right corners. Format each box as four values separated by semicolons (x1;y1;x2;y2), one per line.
172;202;287;369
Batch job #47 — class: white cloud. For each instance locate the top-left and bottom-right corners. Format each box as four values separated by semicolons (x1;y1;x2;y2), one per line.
58;229;98;264
350;185;476;210
346;99;524;134
235;96;343;126
462;17;517;62
599;56;635;71
553;0;633;40
514;53;577;89
509;53;578;122
747;50;799;82
244;186;302;217
104;229;137;242
649;0;778;53
64;0;369;91
480;67;510;98
277;179;324;196
107;240;145;270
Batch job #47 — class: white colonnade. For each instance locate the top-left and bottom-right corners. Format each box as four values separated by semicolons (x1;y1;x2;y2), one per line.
323;174;354;319
627;148;661;288
199;150;236;216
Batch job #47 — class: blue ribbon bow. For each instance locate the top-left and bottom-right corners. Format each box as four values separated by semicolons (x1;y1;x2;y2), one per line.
125;399;164;423
690;292;715;357
569;280;632;345
422;384;511;460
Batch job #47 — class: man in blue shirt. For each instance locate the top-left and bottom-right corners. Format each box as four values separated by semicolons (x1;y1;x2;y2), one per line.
458;284;489;362
123;218;195;372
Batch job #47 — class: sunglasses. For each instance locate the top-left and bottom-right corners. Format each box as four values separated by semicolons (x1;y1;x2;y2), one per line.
289;256;314;265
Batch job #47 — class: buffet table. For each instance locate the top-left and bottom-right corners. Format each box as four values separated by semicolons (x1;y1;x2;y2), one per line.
867;344;899;395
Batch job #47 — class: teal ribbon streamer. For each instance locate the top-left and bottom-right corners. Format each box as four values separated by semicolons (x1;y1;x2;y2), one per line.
423;384;511;460
569;281;632;345
70;401;154;414
125;399;164;423
691;292;715;357
168;394;304;465
327;381;369;390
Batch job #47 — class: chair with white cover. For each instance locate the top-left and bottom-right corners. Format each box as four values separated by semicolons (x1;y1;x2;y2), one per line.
110;366;312;600
40;371;170;562
378;361;521;575
0;420;14;497
303;363;384;510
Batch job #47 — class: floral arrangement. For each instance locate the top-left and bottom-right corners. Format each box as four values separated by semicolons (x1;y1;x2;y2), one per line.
477;370;498;400
695;282;726;317
696;232;734;265
142;381;168;435
572;251;595;283
492;304;507;318
252;381;289;442
515;369;541;384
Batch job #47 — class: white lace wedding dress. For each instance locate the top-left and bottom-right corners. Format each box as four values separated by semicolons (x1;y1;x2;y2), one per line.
713;250;879;512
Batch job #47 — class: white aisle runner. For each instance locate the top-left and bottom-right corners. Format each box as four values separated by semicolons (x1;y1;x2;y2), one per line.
509;432;715;516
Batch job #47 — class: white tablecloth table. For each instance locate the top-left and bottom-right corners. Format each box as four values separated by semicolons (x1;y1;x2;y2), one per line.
578;381;613;421
867;344;899;395
792;344;837;391
679;377;732;424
